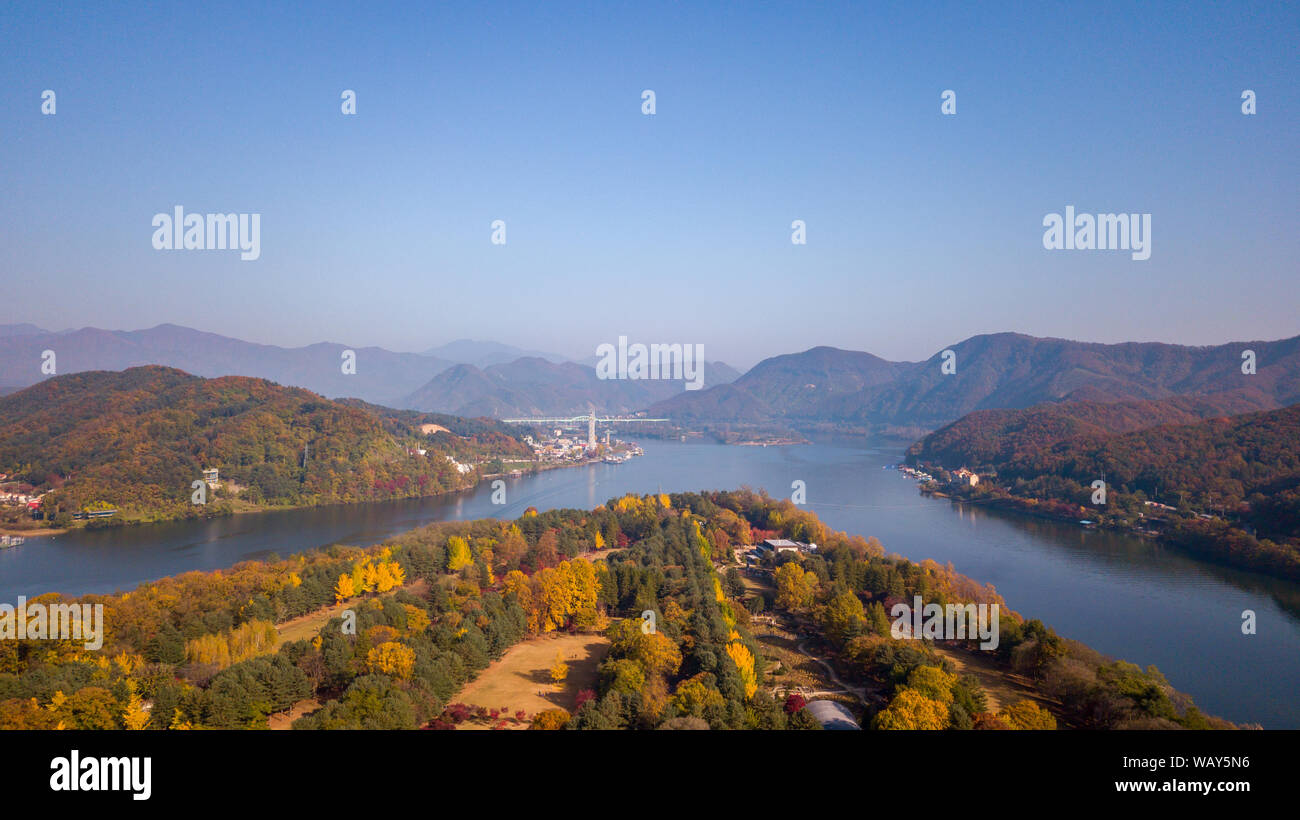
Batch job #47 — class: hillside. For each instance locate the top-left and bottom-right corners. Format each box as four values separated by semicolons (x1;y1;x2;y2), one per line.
650;346;901;422
905;391;1279;469
906;400;1300;580
650;333;1300;431
0;367;529;524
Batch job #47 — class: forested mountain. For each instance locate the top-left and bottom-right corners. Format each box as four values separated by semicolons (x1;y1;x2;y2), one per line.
0;367;529;524
399;356;739;417
905;391;1279;469
0;323;454;406
651;333;1300;430
648;346;903;422
906;401;1300;580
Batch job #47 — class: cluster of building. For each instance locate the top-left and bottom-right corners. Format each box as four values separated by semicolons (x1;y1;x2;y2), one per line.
522;428;643;465
1;491;45;511
0;474;47;514
524;432;595;462
737;538;819;565
897;464;980;487
950;468;980;487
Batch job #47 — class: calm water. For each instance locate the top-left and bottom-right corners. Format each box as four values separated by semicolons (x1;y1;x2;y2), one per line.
2;437;1297;728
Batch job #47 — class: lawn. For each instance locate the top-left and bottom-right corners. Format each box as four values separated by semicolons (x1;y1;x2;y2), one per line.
452;632;610;729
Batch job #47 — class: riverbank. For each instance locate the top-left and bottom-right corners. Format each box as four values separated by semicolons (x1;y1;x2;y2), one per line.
0;526;67;537
921;482;1300;583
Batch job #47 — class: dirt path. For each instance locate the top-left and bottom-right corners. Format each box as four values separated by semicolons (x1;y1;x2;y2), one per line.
276;578;428;644
795;640;870;705
268;698;320;730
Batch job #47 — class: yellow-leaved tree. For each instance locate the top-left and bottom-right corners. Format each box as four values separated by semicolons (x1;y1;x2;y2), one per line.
122;681;150;730
367;641;416;680
403;604;430;633
550;652;569;684
725;641;758;699
362;561;381;593
447;536;473;571
774;562;818;611
334;573;355;603
871;688;950;730
1000;699;1057;730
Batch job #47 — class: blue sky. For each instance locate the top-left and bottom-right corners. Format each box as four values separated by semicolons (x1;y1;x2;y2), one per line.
1;1;1296;368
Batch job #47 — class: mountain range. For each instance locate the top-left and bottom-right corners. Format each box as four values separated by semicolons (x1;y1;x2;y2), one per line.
0;324;743;414
400;356;741;417
6;323;1299;432
421;339;570;368
651;332;1300;431
0;324;454;406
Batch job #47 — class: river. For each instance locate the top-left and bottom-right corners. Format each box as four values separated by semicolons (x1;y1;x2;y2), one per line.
1;437;1297;728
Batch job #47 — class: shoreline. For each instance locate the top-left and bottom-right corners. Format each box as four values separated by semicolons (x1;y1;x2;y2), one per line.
0;527;67;538
5;452;630;535
918;484;1300;585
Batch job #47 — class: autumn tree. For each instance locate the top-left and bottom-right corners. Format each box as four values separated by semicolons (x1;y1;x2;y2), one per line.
550;652;569;684
530;708;570;730
446;536;473;572
1000;699;1057;730
822;590;866;644
871;688;950;730
367;641;416;680
334;573;355;603
774;562;818;611
725;641;758;699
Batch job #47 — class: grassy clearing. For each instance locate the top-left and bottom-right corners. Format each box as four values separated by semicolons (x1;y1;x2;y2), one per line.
452;632;610;729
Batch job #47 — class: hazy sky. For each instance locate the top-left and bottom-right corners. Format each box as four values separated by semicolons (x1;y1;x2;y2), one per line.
2;1;1296;369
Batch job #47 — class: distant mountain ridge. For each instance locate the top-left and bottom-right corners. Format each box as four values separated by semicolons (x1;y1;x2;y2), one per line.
399;356;741;417
0;323;54;338
0;323;741;417
0;324;455;407
422;339;570;368
7;324;1299;428
651;332;1300;430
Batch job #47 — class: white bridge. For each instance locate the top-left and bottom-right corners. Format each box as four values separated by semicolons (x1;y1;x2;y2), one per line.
499;411;669;447
498;414;669;424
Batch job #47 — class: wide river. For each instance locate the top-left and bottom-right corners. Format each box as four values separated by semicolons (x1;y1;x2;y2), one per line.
2;437;1297;728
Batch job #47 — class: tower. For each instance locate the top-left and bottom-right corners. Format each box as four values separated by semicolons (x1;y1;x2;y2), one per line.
588;411;596;449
